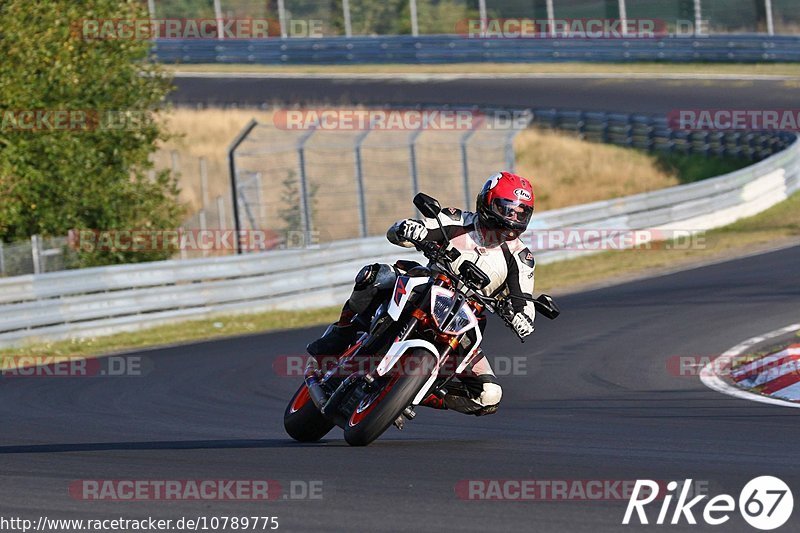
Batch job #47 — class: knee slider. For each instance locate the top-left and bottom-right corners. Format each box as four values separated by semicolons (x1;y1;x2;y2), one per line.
478;383;502;407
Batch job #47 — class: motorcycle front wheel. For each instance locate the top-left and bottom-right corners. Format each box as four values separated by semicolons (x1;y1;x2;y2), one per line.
343;349;436;446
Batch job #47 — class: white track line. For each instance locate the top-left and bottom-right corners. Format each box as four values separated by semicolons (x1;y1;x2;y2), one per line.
700;323;800;408
171;71;800;82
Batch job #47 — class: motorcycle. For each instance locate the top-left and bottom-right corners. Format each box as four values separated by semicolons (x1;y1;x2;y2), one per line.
284;193;561;446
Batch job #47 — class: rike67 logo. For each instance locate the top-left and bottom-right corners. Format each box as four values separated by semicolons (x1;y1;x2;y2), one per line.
623;477;793;530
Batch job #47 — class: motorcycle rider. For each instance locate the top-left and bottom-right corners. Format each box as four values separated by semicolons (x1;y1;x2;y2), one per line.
307;171;536;416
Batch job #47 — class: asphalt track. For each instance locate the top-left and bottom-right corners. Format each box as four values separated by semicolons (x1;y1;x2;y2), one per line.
169;75;800;113
1;244;799;532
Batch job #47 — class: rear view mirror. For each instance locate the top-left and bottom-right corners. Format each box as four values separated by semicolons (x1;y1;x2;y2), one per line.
459;261;491;290
413;192;441;219
533;294;560;320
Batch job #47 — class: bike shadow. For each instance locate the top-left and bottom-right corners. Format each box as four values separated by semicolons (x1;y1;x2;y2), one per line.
0;438;325;454
0;437;489;454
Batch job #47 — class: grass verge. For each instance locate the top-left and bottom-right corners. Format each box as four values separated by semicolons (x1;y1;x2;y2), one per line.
2;192;799;359
164;62;800;77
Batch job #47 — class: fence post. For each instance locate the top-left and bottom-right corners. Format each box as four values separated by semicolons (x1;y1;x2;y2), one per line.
213;0;224;40
618;0;628;36
227;119;258;254
460;125;480;209
694;0;703;35
408;128;423;207
296;127;318;239
200;157;209;209
409;0;419;37
216;195;227;230
0;241;5;276
170;150;180;175
31;235;41;275
343;0;353;37
504;111;530;172
199;158;209;257
277;0;288;38
546;0;555;36
354;127;373;238
765;0;775;35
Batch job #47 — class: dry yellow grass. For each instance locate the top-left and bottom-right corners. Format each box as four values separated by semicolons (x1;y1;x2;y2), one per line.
159;107;714;220
158;108;276;214
514;128;681;209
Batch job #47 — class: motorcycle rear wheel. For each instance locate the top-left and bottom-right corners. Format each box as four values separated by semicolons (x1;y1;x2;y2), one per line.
284;384;335;442
343;349;436;446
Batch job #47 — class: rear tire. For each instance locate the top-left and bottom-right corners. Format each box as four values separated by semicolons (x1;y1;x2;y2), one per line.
343;349;436;446
284;384;335;442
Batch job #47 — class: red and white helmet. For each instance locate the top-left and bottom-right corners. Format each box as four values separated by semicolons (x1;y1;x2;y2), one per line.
476;171;534;240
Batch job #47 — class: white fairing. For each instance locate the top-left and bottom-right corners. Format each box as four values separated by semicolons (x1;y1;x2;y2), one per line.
387;276;429;321
455;325;483;374
376;339;439;377
376;339;442;406
381;274;487;406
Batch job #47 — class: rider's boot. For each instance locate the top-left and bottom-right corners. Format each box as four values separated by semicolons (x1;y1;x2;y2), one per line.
419;393;447;410
418;377;501;416
306;302;359;357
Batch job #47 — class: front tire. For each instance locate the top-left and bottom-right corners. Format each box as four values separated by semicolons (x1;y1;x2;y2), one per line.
343;349;436;446
284;384;335;442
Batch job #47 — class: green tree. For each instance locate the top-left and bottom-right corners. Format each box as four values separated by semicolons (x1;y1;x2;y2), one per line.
0;0;183;266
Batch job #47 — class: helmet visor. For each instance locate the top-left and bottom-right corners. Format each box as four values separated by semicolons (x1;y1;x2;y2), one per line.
490;198;533;229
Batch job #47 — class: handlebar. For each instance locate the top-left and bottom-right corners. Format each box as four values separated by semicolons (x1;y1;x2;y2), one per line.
403;235;528;341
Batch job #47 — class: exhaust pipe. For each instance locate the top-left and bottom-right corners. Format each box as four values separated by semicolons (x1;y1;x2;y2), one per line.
304;357;329;411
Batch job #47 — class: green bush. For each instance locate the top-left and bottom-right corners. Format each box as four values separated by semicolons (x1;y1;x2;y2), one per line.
0;0;183;266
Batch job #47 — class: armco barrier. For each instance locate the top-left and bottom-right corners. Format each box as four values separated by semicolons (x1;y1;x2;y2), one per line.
152;35;800;64
0;133;798;348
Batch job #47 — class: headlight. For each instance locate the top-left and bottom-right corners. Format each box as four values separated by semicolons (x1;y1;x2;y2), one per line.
431;286;456;328
446;304;477;335
430;286;478;335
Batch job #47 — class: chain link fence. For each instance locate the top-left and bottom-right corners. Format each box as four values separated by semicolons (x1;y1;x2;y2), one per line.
5;104;795;275
151;150;233;259
0;236;77;277
228;109;528;248
146;0;799;37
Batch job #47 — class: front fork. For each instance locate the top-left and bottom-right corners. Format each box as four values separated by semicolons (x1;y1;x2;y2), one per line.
305;317;423;426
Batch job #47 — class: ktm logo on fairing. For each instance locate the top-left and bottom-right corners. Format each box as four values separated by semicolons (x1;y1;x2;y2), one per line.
393;277;408;304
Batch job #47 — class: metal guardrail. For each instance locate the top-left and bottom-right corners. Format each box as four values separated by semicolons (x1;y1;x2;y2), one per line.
0;131;797;348
152;35;800;64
